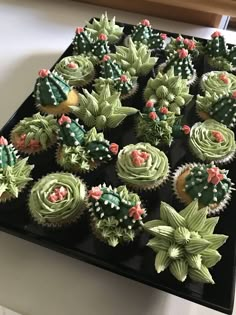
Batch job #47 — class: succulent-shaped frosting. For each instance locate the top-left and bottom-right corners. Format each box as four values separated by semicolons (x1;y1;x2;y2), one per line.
29;173;87;227
144;69;193;115
165;35;204;58
116;142;169;189
58;114;86;146
162;48;196;83
0;136;33;200
72;27;93;56
113;74;137;98
54;55;95;87
88;184;146;247
91;34;110;62
111;38;158;76
100;55;122;80
189;119;236;163
72;84;138;130
129;19;153;47
85;13;124;44
34;69;71;107
196;91;236;128
206;31;231;71
136;101;176;147
11;113;58;152
200;71;236;95
228;46;236;69
144;200;228;283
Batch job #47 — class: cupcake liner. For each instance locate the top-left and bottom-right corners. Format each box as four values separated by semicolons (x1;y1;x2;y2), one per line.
172;162;233;216
120;82;139;100
74;68;96;89
195;108;210;121
28;172;88;228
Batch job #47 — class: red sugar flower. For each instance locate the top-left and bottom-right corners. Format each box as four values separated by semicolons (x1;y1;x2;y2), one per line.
120;74;128;82
38;69;50;78
207;167;224;185
182;125;191;135
219;73;229;84
178;48;188;59
129;204;145;220
88;186;103;200
103;55;110;61
183;38;189;45
99;33;107;41
67;62;78;69
131;150;149;166
29;139;41;149
211;31;221;38
160;107;168;114
141;19;150;27
48;186;68;203
149;112;158;120
76;27;84;34
232;91;236;99
176;36;183;42
160;33;167;40
146;100;154;108
211;130;224;143
0;136;8;145
109;143;119;155
58;114;72;125
187;40;196;50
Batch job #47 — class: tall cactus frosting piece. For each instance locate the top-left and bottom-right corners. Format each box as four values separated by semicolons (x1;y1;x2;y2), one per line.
72;27;93;55
144;200;228;283
130;19;153;46
88;184;146;247
113;74;137;98
91;34;110;62
148;32;167;50
0;137;17;168
58;114;86;146
72;84;138;130
228;46;236;69
100;55;122;80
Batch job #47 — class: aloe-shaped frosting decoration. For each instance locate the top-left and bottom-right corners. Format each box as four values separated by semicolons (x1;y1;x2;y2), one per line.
71;84;138;130
72;27;93;56
144;69;193;115
144;200;228;284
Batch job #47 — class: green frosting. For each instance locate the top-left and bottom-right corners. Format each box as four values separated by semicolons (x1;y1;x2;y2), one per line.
12;113;58;150
29;173;87;226
0;140;17;168
72;28;93;55
58;116;86;146
200;71;236;95
189;119;236;162
144;69;193;115
113;75;136;97
208;57;232;72
0;158;34;200
57;145;90;172
100;55;122;80
54;56;95;86
90;36;110;62
116;142;169;188
85;13;124;44
228;46;236;68
88;184;145;247
130;20;152;46
34;70;71;107
196;91;236;128
148;32;166;50
184;163;232;207
110;39;158;76
144;200;228;283
71;84;138;130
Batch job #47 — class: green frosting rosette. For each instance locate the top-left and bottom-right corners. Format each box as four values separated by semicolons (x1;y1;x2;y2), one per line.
11;113;58;154
71;84;138;130
189;119;236;164
110;38;158;77
0;136;34;202
116;142;169;190
196;90;236;128
144;69;193;115
54;56;95;87
85;12;123;44
29;172;87;227
88;184;146;247
143;200;228;284
200;71;236;95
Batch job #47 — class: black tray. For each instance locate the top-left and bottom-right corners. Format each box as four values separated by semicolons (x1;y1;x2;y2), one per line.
1;20;236;314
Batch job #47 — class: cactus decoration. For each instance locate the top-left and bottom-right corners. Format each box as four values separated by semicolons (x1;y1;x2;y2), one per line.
228;46;236;69
71;84;138;130
88;184;146;247
144;69;193;115
196;91;236;128
144;200;228;284
58;114;86;146
113;74;136;98
72;27;93;56
91;34;110;62
148;32;167;51
0;136;17;169
100;55;122;80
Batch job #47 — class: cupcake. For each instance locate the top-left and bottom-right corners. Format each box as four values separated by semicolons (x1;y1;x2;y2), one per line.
144;69;193;115
72;84;138;130
116;142;169;190
34;69;79;116
11;112;58;154
0;136;34;202
143;200;228;284
200;71;236;95
88;184;146;247
56;115;119;173
159;48;197;85
189;119;236;164
110;38;157;77
196;90;236;128
72;27;93;56
29;172;87;227
54;55;95;87
173;162;234;215
85;12;124;44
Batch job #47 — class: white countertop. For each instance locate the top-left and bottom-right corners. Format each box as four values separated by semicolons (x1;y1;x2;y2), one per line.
0;0;235;314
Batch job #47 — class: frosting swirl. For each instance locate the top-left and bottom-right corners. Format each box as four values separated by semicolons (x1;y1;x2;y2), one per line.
200;71;236;95
116;143;169;187
29;173;87;226
54;56;95;87
189;119;236;162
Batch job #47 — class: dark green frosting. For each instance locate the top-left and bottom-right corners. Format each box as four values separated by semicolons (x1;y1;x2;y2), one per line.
72;27;93;55
0;138;17;168
91;35;110;61
34;70;71;107
148;32;166;50
166;36;205;59
58;115;86;146
228;46;236;68
114;75;134;96
207;34;228;58
100;55;122;80
130;20;152;46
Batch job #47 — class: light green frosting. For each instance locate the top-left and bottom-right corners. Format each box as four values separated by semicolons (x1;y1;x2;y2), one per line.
0;158;34;200
29;173;86;226
71;84;138;130
57;145;90;172
110;39;158;76
200;71;236;95
116;142;169;188
85;13;123;44
12;113;58;150
144;200;228;283
54;56;95;86
189;119;236;162
208;57;232;71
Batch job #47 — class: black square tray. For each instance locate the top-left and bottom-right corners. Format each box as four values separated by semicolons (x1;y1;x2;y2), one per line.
1;20;236;314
